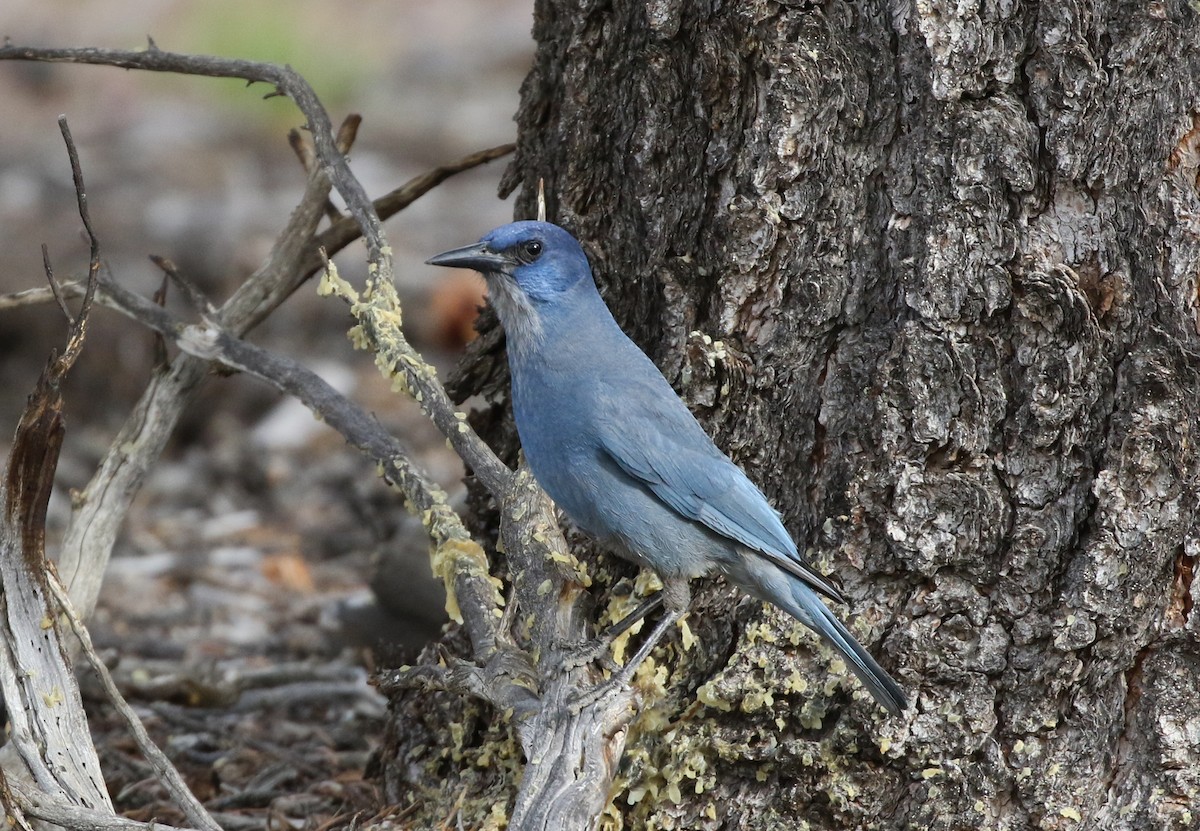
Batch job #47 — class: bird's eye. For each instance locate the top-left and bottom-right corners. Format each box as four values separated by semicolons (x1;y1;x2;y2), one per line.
518;240;543;262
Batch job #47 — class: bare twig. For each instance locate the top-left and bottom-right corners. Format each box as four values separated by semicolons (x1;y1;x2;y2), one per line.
54;115;101;371
149;255;217;317
288;127;318;172
231;682;386;714
300;141;515;277
42;244;74;321
289;115;361;221
0;281;84;311
6;778;198;831
335;115;361;154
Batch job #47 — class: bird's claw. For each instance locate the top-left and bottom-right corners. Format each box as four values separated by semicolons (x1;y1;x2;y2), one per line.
555;590;667;673
557;638;621;673
568;669;635;714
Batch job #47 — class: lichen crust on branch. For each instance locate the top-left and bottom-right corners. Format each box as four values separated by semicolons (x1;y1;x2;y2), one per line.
317;256;509;492
317;258;505;627
428;525;504;626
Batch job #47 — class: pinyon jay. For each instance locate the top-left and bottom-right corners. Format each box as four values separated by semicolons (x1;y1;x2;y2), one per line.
428;220;906;716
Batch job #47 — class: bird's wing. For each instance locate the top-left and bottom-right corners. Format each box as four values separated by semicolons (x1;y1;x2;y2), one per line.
595;409;846;605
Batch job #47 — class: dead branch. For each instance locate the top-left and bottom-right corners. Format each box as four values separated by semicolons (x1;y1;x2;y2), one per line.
292;141;515;297
97;272;507;659
45;576;221;831
6;779;199;831
53;116;101;370
0;281;84;310
0;117;111;821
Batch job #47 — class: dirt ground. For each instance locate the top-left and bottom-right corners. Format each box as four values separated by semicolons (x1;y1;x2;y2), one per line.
1;3;532;827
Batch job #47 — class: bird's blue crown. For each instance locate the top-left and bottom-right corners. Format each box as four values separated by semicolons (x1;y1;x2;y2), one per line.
483;221;594;302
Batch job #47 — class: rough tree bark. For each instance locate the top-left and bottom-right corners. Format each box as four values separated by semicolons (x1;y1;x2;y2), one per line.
380;1;1200;829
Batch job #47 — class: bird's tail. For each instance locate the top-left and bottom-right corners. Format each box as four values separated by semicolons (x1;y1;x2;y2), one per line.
728;557;908;716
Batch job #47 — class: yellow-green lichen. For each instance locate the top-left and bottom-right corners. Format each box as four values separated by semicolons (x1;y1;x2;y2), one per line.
317;259;358;302
404;700;522;831
429;537;503;624
688;330;727;368
696;680;732;712
548;550;593;587
347;324;370;351
678;617;696;652
740;688;775;713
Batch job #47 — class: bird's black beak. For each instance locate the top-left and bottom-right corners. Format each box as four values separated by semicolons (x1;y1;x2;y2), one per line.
426;242;509;274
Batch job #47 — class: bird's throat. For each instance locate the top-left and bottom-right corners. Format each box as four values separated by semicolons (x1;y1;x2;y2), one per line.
487;277;544;357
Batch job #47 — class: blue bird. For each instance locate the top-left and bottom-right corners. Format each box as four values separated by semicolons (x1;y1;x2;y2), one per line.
427;220;907;715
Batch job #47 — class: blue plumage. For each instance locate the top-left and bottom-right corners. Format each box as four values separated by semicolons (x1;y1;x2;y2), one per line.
428;220;906;715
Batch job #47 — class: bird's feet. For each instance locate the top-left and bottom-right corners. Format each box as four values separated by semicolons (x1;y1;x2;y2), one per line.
557;591;665;671
567;605;682;713
558;638;621;673
568;663;639;713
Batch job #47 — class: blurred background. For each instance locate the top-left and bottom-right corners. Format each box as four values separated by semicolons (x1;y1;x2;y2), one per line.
2;0;532;417
0;1;533;679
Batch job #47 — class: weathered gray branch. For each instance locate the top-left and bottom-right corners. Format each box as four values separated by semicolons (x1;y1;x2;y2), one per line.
45;576;220;831
0;117;111;824
55;159;331;622
5;779;198;831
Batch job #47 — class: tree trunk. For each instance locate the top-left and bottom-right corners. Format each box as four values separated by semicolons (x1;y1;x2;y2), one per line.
379;1;1200;828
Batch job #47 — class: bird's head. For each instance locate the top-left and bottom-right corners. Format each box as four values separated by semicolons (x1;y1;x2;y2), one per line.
426;221;594;348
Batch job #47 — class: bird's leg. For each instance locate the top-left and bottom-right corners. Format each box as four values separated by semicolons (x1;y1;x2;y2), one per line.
604;591;666;643
569;607;683;712
569;579;690;711
561;590;664;669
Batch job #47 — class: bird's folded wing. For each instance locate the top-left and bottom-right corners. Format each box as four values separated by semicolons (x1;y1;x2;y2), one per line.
596;417;846;605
